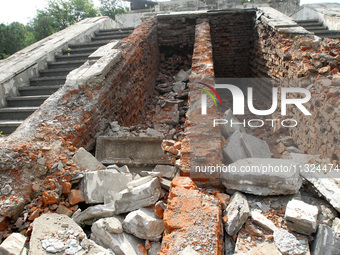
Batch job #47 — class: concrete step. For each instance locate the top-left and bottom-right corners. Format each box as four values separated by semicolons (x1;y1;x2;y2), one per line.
19;85;61;96
313;30;340;35
68;40;113;49
6;95;49;107
0;120;23;134
62;47;98;55
299;22;324;27
295;19;319;24
30;76;66;86
94;31;132;37
39;68;74;77
324;35;340;39
55;53;90;62
98;27;134;33
0;107;38;120
48;60;85;69
92;34;130;41
303;26;327;31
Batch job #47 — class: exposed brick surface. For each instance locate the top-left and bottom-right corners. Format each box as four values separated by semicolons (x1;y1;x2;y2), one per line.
160;177;223;255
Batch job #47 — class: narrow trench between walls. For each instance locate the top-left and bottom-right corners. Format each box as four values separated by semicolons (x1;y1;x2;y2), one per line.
0;8;339;255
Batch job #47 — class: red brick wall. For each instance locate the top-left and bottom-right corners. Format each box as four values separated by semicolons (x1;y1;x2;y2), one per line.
251;22;340;161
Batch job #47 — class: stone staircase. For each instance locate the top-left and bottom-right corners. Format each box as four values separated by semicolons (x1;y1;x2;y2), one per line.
0;27;133;134
295;19;340;39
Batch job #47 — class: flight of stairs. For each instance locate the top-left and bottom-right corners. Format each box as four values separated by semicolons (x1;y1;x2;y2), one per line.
0;27;134;135
295;19;340;39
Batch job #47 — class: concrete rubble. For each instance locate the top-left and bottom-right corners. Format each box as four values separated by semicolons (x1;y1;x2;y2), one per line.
273;228;310;255
222;131;271;163
221;158;302;195
285;199;319;235
224;192;250;236
0;233;26;255
123;208;164;241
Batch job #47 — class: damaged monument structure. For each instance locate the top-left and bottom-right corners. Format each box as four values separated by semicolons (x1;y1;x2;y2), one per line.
0;1;339;254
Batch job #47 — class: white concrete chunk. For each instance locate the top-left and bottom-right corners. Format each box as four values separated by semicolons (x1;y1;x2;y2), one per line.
113;177;161;214
312;224;334;255
123;208;164;241
72;203;116;226
285;199;318;235
221;158;302;196
251;209;277;232
127;176;153;190
273;228;310;255
173;69;189;82
78;239;115;255
73;147;105;171
83;169;132;204
0;233;26;255
153;165;177;179
241;133;271;158
220;109;246;139
91;219;142;255
224;192;250;236
178;246;200;255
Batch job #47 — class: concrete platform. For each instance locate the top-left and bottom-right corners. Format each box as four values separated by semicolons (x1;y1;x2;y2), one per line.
95;136;172;166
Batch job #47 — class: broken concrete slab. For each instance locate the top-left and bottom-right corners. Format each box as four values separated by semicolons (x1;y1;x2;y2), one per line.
154;165;177;179
219;109;246;139
127;176;153;190
332;218;340;254
0;233;26;255
72;147;105;171
82;169;132;204
221;158;302;196
123;208;164;241
29;213;86;255
251;209;277;232
96;136;172;166
241;133;271;159
222;131;248;164
113;177;161;214
312;224;334;255
0;197;25;221
72;203;116;226
224;192;250;236
92;217;123;235
223;131;271;164
285;199;318;235
78;239;115;255
290;153;340;213
91;219;143;255
173;69;189;82
273;228;310;255
247;242;282;255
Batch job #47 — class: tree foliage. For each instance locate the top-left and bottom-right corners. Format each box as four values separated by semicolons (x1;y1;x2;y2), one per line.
1;0;127;58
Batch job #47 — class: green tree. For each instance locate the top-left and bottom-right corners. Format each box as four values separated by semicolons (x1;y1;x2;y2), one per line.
30;0;100;40
0;22;35;57
100;0;127;19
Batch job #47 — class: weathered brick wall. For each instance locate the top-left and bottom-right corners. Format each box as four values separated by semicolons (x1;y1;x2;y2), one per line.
210;11;255;78
0;18;159;199
183;18;223;184
250;21;340;161
157;15;196;73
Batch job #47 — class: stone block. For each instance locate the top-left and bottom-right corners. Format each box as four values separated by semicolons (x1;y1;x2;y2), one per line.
173;81;186;93
72;147;104;171
29;213;86;255
91;219;143;255
123;208;164;241
222;131;248;164
153;165;177;179
96;136;172;166
241;133;271;158
0;233;26;255
82;169;132;204
72;203;116;226
173;69;189;82
312;224;334;255
221;158;302;196
251;209;277;232
285;199;318;235
224;192;250;236
273;228;310;255
219;109;246;139
113;177;161;214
